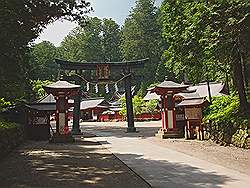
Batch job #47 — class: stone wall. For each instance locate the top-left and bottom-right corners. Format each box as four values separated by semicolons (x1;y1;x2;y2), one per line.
205;123;250;149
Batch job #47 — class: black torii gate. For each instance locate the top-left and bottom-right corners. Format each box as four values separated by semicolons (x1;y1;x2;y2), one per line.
55;58;148;133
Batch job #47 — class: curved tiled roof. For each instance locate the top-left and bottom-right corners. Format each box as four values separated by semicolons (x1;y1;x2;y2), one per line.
44;80;80;89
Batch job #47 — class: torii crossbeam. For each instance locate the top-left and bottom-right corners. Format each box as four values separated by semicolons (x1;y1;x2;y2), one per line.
55;58;149;133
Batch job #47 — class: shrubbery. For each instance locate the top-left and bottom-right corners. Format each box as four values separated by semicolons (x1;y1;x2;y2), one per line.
204;95;250;148
0;118;25;158
0;98;11;112
119;96;158;117
30;80;52;100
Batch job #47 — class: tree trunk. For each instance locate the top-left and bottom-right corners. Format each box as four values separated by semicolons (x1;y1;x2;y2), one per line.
232;52;249;113
242;58;248;88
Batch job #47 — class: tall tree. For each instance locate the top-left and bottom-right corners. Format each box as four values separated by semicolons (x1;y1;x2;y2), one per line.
59;17;103;62
120;0;164;86
59;17;122;63
0;0;91;100
102;18;122;62
160;0;250;112
28;41;59;80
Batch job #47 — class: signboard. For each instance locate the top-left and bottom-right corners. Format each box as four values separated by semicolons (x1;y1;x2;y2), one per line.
176;114;185;121
33;116;48;125
96;64;110;80
185;108;202;120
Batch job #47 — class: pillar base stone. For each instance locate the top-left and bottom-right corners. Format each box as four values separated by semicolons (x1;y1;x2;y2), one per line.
49;133;75;143
126;127;137;133
71;129;82;135
155;128;182;139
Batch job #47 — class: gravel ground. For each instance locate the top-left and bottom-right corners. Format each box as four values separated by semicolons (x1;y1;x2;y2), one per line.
0;135;151;188
80;121;250;176
149;137;250;175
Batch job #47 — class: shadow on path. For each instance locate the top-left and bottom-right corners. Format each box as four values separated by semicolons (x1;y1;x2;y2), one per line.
0;139;150;188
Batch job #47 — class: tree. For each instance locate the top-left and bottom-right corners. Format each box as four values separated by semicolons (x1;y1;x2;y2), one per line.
30;80;52;101
207;1;250;112
59;17;122;62
145;99;158;114
119;95;146;117
160;0;250;112
102;18;122;62
0;0;91;100
59;17;103;62
120;0;164;86
28;41;59;80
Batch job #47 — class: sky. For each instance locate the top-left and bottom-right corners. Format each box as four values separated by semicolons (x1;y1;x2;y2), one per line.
34;0;163;46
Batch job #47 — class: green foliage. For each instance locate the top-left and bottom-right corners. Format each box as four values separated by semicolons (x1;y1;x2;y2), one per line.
102;18;122;62
59;17;104;62
0;98;11;112
204;95;240;125
145;99;158;114
204;95;250;148
0;119;24;159
119;96;158;117
119;97;127;117
28;41;59;80
30;80;52;100
119;96;146;116
160;0;250;111
133;95;146;116
59;17;121;62
0;118;16;129
121;0;165;86
0;0;91;101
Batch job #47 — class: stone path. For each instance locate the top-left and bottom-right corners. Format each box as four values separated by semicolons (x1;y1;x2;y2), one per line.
1;120;249;188
82;121;250;188
0;135;150;188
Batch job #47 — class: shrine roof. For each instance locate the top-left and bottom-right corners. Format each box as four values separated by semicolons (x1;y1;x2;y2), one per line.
143;91;160;100
80;98;110;110
109;107;122;112
38;94;74;104
38;94;55;103
44;81;80;89
25;103;56;111
177;98;207;107
189;82;226;98
175;92;200;99
102;110;116;115
56;58;148;70
156;80;189;89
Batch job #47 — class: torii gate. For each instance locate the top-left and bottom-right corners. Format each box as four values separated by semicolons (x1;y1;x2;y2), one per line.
55;58;148;133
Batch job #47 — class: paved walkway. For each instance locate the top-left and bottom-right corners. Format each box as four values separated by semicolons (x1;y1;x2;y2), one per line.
0;135;150;188
82;122;250;188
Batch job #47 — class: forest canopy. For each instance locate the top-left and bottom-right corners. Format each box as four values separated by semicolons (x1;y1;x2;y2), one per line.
0;0;249;112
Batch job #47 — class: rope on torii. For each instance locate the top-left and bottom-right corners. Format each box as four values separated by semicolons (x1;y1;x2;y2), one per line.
70;73;132;93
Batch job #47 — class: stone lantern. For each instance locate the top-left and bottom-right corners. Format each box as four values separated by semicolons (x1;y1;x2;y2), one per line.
43;80;80;142
151;78;189;138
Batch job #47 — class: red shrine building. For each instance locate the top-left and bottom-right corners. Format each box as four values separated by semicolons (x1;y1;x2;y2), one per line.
150;78;189;138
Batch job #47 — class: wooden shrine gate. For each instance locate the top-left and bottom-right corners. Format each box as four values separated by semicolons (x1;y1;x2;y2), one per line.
55;58;148;133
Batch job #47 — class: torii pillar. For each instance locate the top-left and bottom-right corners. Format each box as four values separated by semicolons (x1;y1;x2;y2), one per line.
123;67;136;132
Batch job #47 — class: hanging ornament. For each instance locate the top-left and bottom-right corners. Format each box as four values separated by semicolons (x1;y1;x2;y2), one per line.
105;84;109;94
114;83;118;92
86;82;90;91
95;84;99;93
